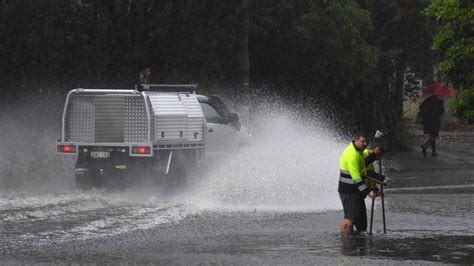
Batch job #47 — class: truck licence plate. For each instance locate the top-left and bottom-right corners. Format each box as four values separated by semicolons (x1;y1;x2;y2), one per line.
90;151;110;159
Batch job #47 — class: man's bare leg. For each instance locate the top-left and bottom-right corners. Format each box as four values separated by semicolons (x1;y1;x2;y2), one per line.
339;218;353;237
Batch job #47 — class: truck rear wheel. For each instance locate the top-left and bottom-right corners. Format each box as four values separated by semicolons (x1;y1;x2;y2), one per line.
166;153;187;188
75;168;103;190
170;162;187;187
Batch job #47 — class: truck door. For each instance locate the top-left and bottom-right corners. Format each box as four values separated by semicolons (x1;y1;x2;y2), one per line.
200;102;240;162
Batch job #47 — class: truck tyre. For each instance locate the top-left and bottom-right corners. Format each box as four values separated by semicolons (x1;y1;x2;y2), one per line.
75;168;103;190
170;160;187;187
75;168;92;190
164;153;187;189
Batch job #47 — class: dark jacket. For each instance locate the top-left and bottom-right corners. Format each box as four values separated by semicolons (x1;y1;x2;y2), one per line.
419;96;444;136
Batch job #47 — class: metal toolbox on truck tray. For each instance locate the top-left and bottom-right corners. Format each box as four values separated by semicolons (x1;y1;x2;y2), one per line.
57;85;206;157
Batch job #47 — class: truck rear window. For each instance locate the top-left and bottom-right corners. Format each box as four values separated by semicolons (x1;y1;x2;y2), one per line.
200;103;223;123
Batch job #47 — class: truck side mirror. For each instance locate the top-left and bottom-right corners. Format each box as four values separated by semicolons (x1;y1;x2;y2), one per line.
228;113;239;123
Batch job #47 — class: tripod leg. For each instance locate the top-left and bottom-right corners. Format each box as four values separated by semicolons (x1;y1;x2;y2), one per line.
381;185;386;233
378;158;387;234
369;196;375;234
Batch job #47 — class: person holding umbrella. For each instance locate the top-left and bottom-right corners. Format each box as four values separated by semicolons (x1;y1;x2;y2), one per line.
419;83;455;156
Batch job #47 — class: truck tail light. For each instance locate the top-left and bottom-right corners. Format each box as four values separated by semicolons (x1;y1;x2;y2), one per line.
58;144;76;153
132;146;151;155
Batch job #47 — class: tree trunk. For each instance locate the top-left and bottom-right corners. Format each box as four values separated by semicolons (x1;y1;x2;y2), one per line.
238;0;249;89
392;59;405;147
135;0;145;34
2;0;6;19
114;0;123;18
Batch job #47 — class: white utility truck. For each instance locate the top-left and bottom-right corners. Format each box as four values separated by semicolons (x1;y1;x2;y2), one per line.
57;84;249;188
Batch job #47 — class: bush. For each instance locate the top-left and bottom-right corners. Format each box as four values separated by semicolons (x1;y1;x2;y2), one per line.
447;88;474;124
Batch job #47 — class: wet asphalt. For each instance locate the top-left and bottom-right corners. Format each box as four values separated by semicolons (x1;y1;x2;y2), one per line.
1;147;473;264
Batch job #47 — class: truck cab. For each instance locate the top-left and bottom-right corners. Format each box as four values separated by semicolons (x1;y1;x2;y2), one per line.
197;95;249;163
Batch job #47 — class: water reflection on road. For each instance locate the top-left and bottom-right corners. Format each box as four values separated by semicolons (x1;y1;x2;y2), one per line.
1;188;473;264
339;234;473;263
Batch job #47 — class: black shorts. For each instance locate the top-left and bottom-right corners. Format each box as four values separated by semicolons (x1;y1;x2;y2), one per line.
339;193;365;220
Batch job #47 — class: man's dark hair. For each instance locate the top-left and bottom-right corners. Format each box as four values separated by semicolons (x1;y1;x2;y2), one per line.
352;131;366;141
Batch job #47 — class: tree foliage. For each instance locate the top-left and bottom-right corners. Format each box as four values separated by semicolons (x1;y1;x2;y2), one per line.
0;0;439;149
0;0;242;87
447;88;474;124
349;0;436;147
426;0;474;87
250;0;377;96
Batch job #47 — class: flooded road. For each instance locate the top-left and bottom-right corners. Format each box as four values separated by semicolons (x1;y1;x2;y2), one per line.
1;186;473;264
1;102;473;264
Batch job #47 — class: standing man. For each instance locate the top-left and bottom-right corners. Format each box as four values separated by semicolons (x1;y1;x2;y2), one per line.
139;67;152;84
338;132;381;237
419;95;444;157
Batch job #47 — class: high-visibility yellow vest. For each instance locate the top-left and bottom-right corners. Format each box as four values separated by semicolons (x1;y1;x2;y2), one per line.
338;142;371;195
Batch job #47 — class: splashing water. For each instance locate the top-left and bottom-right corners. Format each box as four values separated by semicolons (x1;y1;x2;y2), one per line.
1;94;346;244
0;189;197;244
1;95;345;211
184;105;345;212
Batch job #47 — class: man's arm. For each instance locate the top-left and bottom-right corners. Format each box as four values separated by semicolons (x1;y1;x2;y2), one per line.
365;146;382;166
365;153;377;166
